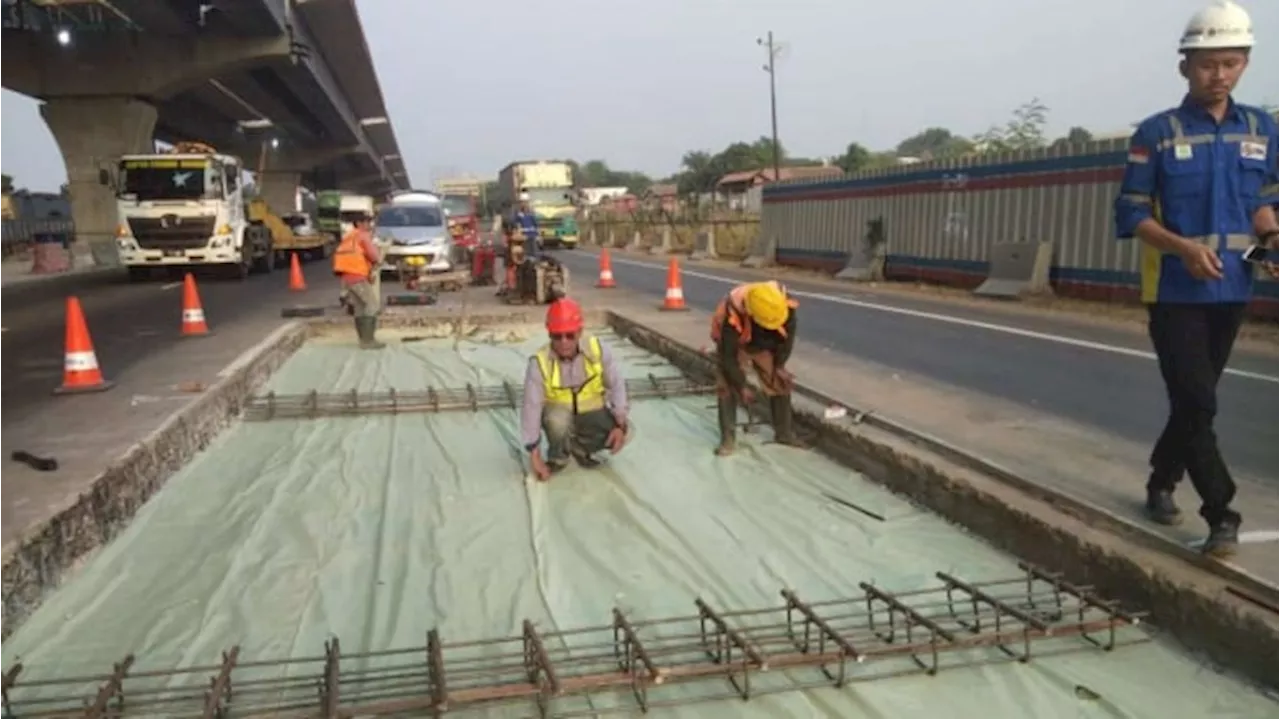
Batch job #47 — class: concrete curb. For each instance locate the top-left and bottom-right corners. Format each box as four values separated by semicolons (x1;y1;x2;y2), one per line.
607;311;1279;691
0;322;309;639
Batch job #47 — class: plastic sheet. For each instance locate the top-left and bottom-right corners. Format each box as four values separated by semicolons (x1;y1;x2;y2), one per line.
4;328;1273;718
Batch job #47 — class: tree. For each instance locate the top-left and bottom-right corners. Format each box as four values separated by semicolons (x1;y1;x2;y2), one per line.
1050;126;1094;151
974;98;1050;152
834;142;872;174
895;128;972;160
1;174;12;193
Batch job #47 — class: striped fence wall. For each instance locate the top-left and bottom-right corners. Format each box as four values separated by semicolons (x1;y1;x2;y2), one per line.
761;137;1278;316
0;217;74;250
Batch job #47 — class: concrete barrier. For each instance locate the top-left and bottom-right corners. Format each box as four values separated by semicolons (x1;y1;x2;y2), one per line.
740;228;775;268
972;241;1054;299
649;226;673;256
0;322;310;638
833;245;885;282
689;228;717;261
607;311;1279;691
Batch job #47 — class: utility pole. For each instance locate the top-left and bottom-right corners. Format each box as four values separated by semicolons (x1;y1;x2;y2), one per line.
757;31;783;182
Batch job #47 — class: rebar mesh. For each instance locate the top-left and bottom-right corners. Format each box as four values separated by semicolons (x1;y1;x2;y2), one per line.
2;563;1148;718
242;374;715;421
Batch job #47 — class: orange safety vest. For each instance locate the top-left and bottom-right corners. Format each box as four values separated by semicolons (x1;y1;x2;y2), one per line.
332;229;372;277
710;281;799;345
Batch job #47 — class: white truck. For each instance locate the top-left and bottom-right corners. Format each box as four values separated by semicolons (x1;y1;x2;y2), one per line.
112;142;273;281
338;194;376;236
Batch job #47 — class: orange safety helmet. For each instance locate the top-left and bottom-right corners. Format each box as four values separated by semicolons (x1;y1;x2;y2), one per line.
545;298;584;334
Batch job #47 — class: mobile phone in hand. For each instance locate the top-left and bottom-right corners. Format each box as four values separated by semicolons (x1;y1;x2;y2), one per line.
1242;245;1271;264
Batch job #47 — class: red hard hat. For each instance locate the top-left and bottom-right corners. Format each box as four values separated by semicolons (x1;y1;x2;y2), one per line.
545;298;584;334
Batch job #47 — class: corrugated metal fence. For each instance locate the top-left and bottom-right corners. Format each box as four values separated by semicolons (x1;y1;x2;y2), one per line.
761;136;1277;310
1;218;75;256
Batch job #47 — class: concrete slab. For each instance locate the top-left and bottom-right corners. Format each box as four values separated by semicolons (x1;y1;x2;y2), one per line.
4;310;1273;718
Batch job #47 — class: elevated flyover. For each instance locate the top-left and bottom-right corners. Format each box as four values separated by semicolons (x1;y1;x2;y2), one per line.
1;0;410;260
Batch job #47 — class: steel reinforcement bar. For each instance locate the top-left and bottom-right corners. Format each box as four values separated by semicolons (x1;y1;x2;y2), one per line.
2;564;1148;719
241;375;714;421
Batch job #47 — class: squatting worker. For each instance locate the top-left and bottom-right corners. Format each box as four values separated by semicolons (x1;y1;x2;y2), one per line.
331;209;386;350
710;280;805;456
521;298;630;480
1113;0;1278;557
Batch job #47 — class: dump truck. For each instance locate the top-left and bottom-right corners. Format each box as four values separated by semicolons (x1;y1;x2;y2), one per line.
246;144;336;265
113;141;274;281
315;190;343;235
497;160;579;249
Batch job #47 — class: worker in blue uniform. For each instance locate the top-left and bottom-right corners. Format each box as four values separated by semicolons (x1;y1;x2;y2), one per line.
1113;0;1278;558
514;193;540;256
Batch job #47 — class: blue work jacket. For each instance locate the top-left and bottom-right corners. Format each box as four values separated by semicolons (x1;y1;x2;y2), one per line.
1114;95;1278;304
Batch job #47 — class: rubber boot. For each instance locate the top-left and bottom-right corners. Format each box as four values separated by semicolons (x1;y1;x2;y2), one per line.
714;396;737;456
770;394;807;448
356;316;385;350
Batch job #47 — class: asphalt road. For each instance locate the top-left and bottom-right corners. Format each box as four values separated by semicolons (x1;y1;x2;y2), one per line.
1;264;326;418
550;249;1280;487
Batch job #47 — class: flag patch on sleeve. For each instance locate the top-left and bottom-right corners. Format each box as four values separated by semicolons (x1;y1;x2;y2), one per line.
1127;146;1149;164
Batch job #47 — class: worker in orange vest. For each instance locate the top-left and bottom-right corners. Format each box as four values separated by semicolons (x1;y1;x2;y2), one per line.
331;209;385;349
520;298;631;480
710;280;803;455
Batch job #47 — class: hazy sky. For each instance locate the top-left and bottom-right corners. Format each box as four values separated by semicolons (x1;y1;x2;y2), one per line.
2;0;1277;191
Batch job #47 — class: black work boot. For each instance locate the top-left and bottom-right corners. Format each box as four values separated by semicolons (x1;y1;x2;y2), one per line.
356;317;385;350
715;396;737;456
770;394;807;448
1201;518;1240;559
1144;487;1182;526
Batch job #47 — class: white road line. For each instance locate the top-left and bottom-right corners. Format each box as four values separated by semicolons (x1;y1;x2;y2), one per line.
604;255;1279;384
159;281;182;291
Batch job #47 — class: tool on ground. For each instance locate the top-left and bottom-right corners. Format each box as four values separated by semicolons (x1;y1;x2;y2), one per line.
660;256;689;311
288;252;307;291
10;450;57;472
179;273;209;337
0;563;1147;719
244;374;713;421
54;296;113;395
596;248;616;288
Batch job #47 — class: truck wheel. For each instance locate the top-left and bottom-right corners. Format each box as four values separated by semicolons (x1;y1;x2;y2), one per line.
251;231;275;274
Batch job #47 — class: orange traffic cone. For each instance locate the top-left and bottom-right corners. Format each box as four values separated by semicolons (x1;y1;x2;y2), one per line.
596;249;616;288
180;272;210;337
288;252;307;291
54;296;113;394
659;257;689;311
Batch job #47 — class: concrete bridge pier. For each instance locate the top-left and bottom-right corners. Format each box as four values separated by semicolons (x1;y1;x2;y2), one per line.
40;98;159;267
257;171;301;215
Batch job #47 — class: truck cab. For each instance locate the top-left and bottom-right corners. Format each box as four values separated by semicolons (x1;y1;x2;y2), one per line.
440;194;480;249
113;145;273;280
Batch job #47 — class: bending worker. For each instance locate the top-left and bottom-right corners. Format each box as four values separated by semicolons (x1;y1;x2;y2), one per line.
331;209;385;350
1113;0;1277;557
521;298;630;480
711;280;804;455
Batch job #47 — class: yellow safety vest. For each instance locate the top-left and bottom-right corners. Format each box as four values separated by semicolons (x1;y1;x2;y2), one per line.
535;335;605;412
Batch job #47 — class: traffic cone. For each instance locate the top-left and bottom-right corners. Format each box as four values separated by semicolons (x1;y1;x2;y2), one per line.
659;257;689;311
596;249;616;288
288;252;307;291
54;296;113;395
180;272;210;337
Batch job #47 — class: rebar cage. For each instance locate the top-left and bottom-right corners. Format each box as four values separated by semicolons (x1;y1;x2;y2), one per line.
242;374;715;422
1;563;1149;719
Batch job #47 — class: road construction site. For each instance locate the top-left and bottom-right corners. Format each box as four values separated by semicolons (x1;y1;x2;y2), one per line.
552;247;1280;586
2;278;1276;718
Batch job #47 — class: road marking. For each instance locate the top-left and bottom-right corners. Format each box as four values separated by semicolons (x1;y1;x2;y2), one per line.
603;255;1279;384
160;281;182;291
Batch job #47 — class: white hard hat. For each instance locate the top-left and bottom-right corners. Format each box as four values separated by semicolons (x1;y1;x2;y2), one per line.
519;192;530;202
1179;1;1254;51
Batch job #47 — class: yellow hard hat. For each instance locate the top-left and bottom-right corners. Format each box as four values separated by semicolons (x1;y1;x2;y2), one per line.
744;282;789;330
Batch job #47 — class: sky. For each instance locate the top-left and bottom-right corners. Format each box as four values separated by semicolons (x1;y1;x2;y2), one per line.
2;0;1277;192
